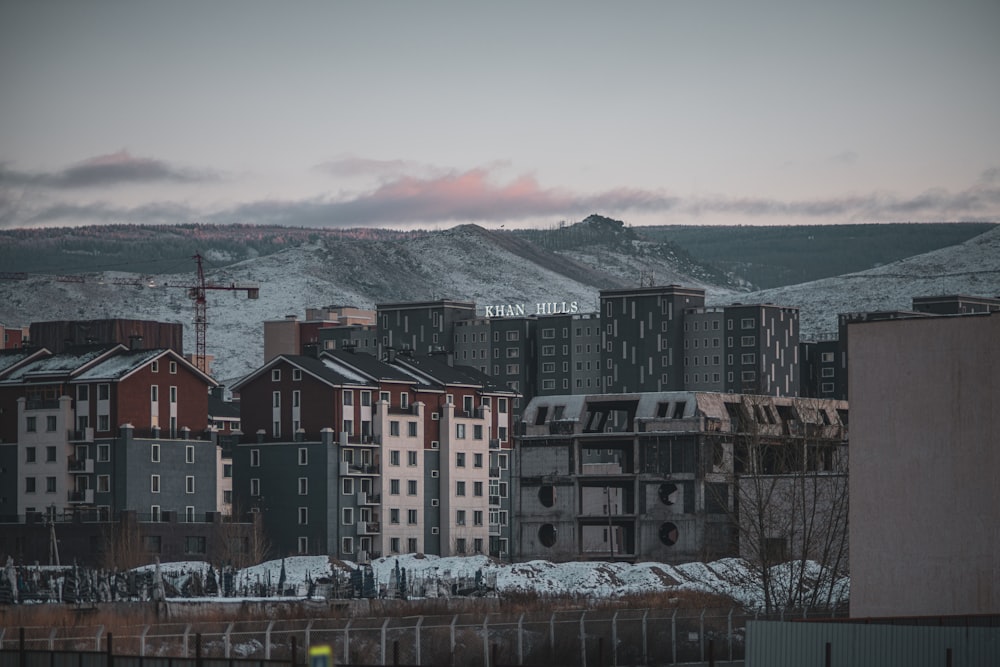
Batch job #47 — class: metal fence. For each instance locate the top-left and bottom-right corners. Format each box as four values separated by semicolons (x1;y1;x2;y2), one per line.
1;605;844;667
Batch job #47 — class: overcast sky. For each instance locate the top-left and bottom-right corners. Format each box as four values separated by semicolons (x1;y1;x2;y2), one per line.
2;0;999;230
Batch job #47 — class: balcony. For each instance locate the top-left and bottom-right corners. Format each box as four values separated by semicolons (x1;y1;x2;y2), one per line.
67;489;94;504
357;521;381;535
69;427;95;442
25;399;61;411
340;461;381;476
489;523;502;536
489;495;501;507
357;491;381;505
68;456;94;474
489;438;501;450
489;467;500;478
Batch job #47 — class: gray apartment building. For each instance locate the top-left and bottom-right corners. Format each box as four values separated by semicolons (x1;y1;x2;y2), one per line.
722;304;800;396
377;300;477;356
600;285;706;394
682;307;726;392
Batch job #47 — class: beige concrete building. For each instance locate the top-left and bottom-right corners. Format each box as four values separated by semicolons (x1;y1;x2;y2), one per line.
849;310;1000;617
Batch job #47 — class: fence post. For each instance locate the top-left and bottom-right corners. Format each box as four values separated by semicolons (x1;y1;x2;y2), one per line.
699;609;706;663
641;609;648;667
342;620;352;667
415;616;424;666
380;617;390;666
517;613;525;666
265;620;275;660
290;636;297;667
579;611;587;667
97;626;105;652
482;614;490;667
671;609;678;665
19;628;26;667
48;628;57;651
140;626;150;657
183;625;191;658
223;623;233;659
106;633;114;667
450;615;458;667
195;634;202;667
304;620;314;656
549;612;556;662
611;610;619;667
728;608;734;662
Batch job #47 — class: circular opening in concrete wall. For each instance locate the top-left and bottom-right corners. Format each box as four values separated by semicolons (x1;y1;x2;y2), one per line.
538;524;557;547
659;522;679;546
538;485;555;507
658;482;678;505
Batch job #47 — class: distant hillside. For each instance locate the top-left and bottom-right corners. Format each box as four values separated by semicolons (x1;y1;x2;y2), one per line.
639;222;997;289
2;219;998;382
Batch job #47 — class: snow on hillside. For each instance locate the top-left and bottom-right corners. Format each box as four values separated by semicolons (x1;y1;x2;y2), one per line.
146;554;848;610
705;225;1000;337
2;225;997;381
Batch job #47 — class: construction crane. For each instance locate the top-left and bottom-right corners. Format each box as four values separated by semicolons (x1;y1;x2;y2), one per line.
2;253;259;375
162;253;259;374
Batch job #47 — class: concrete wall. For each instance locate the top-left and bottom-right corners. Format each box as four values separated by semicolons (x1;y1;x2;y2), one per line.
849;312;1000;616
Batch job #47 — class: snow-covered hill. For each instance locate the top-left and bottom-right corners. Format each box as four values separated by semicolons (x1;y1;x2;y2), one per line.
1;225;998;381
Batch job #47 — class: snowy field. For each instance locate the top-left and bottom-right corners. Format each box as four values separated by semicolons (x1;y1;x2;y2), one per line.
137;553;848;610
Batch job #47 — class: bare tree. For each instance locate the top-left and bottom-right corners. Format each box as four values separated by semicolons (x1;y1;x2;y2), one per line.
214;500;271;569
715;395;849;612
100;512;147;571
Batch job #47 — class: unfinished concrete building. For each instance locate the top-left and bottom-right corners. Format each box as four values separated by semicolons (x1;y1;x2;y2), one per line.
514;391;848;564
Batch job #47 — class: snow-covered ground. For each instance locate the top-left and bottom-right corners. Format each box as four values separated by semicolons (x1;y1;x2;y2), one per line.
142;554;848;610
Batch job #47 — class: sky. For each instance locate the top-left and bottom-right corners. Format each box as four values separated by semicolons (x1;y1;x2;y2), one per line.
1;0;999;231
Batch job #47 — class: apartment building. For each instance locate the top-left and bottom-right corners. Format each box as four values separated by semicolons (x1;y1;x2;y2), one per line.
600;285;706;394
377;300;477;355
514;391;848;564
263;306;376;362
722;304;800;396
230;349;516;560
1;324;29;350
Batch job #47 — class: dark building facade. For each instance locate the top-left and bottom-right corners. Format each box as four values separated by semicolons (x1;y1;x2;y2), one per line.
377;300;477;356
601;285;706;394
722;304;800;397
29;319;184;356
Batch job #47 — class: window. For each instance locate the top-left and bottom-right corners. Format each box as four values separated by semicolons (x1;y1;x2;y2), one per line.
456;452;466;467
474;453;483;468
821;382;835;392
407;480;417;495
298;448;308;465
185;445;194;463
456;481;466;496
343;389;353;406
25;477;36;493
741;353;756;364
185;476;195;494
342;477;354;494
97;475;110;493
151;475;160;493
390;421;400;436
821;352;835;363
542;327;555;339
292;390;300;408
407;450;418;466
742;371;757;382
400;393;409;409
343;507;354;525
407;509;418;525
97;444;110;462
474;424;483;440
821;367;835;378
298;537;309;554
26;417;37;433
298;477;308;495
25;447;36;463
45;476;57;493
98;384;110;400
45;416;57;432
390;479;400;495
292;368;302;381
250;478;260;496
273;391;281;408
223;490;232;504
741;336;756;347
272;369;281;382
407;421;418;437
361;391;371;406
741;318;755;329
456;424;466;439
474;510;484;526
151;444;160;463
341;537;353;554
390;450;401;466
456;510;466;525
474;481;484;497
250;449;260;466
390;537;400;554
456;538;467;554
541;345;555;356
498;398;507;413
542;379;555;390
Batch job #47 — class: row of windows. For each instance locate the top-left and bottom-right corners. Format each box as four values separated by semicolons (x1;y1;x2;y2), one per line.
150;475;197;493
149;443;197;463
